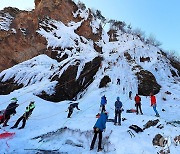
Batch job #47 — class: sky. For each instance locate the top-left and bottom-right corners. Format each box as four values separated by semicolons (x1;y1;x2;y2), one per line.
0;0;179;56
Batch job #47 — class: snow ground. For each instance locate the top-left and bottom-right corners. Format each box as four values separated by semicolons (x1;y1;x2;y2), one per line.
0;82;179;154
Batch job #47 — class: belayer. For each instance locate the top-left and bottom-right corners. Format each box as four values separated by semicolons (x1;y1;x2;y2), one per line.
11;101;35;129
90;112;108;152
2;98;19;127
150;92;160;117
114;97;123;125
67;102;80;118
134;94;143;115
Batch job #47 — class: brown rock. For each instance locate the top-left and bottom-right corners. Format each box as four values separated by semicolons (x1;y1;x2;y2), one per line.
38;56;102;102
99;75;111;88
0;0;102;71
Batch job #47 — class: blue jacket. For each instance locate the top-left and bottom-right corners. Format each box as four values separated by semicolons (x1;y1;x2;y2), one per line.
101;96;107;106
115;100;122;110
94;113;108;131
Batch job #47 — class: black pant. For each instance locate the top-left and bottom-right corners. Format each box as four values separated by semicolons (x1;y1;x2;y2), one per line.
136;103;143;114
13;115;26;128
90;128;102;149
3;114;10;126
115;109;121;124
67;110;73;118
101;105;106;113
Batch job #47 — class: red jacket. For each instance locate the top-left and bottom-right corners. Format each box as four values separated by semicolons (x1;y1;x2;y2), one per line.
151;95;156;106
135;95;141;104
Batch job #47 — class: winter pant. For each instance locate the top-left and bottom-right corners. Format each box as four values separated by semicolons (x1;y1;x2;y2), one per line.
67;110;73;118
114;109;121;125
12;115;27;128
136;103;143;114
101;105;106;113
90;128;102;150
75;105;80;110
152;105;159;115
3;114;10;126
117;80;120;85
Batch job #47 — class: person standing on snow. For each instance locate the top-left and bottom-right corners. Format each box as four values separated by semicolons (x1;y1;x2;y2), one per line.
150;93;160;117
3;98;19;127
67;102;80;118
11;101;35;129
100;95;107;113
90;112;108;152
114;97;123;125
117;78;120;85
134;94;143;115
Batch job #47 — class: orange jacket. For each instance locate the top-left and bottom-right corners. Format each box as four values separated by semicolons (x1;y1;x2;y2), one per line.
151;95;156;106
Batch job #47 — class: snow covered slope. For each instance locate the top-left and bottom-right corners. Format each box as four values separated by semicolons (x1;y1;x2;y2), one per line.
0;79;180;153
0;1;180;154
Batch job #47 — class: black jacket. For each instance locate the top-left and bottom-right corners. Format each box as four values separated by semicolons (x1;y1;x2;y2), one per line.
5;102;19;116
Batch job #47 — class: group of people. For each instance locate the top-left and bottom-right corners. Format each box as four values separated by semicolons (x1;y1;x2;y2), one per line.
0;97;35;129
0;92;159;151
134;93;160;117
90;95;123;152
90;92;160;152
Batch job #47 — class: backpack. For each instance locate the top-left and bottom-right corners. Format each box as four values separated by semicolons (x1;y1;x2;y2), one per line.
129;125;143;133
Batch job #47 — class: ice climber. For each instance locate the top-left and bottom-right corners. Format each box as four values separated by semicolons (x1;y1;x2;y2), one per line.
11;101;35;129
67;102;80;118
134;94;143;115
129;91;132;100
2;98;19;127
150;93;160;117
114;97;123;125
90;112;108;152
100;95;107;113
117;78;120;85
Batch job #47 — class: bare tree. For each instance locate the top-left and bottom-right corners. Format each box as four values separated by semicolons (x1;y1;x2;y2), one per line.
132;28;146;41
77;1;86;10
95;10;107;27
146;34;162;47
108;19;126;31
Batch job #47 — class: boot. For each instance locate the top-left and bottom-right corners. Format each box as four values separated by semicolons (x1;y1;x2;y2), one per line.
97;148;103;152
18;126;24;129
3;124;9;127
155;114;160;117
11;126;17;129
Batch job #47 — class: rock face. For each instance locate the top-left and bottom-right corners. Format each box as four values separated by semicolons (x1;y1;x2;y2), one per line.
124;52;161;96
99;75;111;88
1;0;178;102
0;78;23;95
136;70;161;96
38;56;102;102
0;0;102;71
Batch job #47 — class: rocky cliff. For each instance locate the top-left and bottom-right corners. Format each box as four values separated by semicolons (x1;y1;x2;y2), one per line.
0;0;179;102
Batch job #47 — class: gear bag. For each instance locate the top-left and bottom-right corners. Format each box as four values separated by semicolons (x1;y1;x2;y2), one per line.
129;125;143;133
